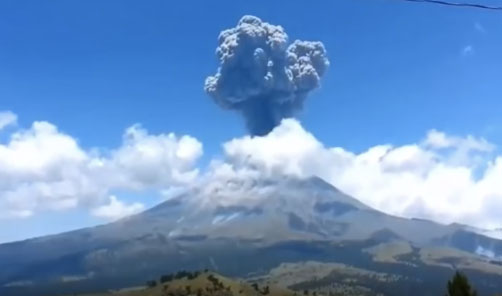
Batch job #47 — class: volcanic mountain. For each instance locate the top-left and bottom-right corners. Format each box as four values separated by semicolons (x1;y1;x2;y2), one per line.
2;175;502;296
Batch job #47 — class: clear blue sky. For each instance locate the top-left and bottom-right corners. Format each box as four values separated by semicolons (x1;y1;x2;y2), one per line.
1;0;502;242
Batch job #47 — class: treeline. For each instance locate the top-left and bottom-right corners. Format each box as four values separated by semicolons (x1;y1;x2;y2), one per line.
147;269;209;288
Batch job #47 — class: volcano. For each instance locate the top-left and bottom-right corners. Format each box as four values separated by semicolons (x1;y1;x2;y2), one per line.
2;175;502;296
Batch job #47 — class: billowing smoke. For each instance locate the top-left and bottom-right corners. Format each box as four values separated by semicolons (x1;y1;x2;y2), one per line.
204;15;330;136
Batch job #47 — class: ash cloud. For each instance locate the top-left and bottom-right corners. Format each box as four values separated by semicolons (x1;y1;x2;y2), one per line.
204;15;329;136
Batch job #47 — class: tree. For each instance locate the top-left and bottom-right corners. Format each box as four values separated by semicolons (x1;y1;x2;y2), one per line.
446;271;477;296
160;274;173;283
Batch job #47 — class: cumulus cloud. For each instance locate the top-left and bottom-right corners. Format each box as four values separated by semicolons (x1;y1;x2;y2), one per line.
91;195;145;221
0;112;202;219
216;119;502;229
0;111;17;130
99;124;203;189
205;15;329;136
3;110;502;230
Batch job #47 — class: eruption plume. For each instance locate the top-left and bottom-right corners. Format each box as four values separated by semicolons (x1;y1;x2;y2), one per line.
204;15;330;136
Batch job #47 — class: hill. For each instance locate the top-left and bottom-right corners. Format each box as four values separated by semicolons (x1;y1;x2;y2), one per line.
79;271;295;296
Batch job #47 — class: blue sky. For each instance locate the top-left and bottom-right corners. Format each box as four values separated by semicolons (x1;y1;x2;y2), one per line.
1;0;502;243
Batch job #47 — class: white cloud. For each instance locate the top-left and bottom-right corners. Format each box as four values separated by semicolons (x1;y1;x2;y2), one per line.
462;45;474;57
99;124;203;190
423;129;494;167
91;195;144;220
0;111;17;131
0;112;203;219
217;119;502;229
3;111;502;231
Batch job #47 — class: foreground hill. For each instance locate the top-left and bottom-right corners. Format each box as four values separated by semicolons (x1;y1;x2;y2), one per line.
2;175;502;295
78;271;294;296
